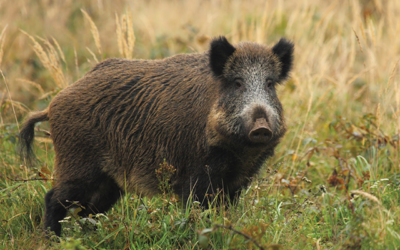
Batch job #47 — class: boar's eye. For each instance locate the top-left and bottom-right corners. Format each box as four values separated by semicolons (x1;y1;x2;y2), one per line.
234;78;244;89
266;78;274;88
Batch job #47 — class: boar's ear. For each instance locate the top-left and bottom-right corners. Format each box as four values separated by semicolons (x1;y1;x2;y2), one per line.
210;36;236;77
272;38;294;81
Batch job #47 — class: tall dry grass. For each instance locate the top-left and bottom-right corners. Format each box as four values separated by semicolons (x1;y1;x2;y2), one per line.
0;0;398;129
0;1;398;171
0;0;398;154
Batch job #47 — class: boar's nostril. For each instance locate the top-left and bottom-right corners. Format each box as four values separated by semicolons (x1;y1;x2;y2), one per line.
249;127;272;143
248;118;272;144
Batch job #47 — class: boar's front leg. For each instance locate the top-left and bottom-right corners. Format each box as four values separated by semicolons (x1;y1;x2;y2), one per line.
181;147;243;208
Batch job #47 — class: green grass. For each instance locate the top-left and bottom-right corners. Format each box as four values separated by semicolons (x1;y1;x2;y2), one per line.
1;113;399;249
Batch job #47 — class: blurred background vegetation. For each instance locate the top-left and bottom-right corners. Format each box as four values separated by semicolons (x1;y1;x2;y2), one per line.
1;0;398;127
0;0;399;249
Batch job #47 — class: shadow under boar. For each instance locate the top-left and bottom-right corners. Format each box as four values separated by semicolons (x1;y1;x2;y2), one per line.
19;36;294;236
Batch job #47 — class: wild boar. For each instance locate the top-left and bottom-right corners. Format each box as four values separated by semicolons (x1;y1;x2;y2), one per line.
19;36;293;236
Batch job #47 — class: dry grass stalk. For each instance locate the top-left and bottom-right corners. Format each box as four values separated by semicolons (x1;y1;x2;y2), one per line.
16;79;45;94
116;13;135;59
121;15;129;57
51;36;66;64
1;70;20;129
34;136;53;144
21;30;68;88
74;46;79;79
81;9;102;59
351;190;381;204
388;59;400;88
115;13;124;56
38;89;60;100
0;25;8;68
0;90;5;124
86;47;99;64
2;100;29;113
126;13;135;58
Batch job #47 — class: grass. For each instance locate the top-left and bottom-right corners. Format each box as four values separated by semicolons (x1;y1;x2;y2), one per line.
1;0;400;249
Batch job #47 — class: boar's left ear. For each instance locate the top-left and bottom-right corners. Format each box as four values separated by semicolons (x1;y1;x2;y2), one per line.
210;36;236;77
272;38;294;81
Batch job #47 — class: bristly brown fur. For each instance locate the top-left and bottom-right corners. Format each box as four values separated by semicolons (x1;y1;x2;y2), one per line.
20;36;294;236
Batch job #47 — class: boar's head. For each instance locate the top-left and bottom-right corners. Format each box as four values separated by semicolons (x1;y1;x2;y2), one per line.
208;37;293;149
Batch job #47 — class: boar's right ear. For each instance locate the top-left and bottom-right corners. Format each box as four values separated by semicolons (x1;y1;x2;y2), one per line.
209;36;236;77
272;38;294;81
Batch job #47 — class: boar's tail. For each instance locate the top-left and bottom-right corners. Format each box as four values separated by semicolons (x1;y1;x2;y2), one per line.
19;109;49;166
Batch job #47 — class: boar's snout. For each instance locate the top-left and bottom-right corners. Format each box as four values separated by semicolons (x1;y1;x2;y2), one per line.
248;118;272;144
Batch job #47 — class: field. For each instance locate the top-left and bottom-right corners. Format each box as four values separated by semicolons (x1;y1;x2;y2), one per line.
1;0;400;249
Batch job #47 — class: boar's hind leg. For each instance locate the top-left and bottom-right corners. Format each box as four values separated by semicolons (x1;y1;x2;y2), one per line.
44;188;65;236
44;172;122;236
44;184;83;236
